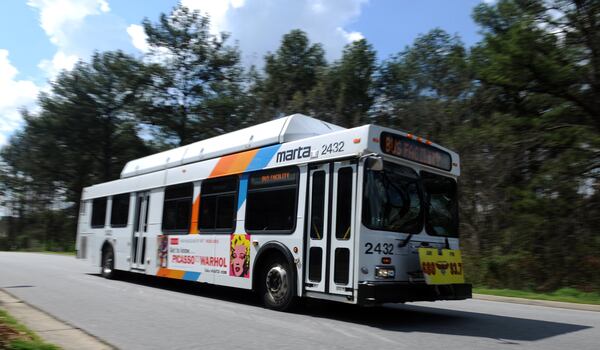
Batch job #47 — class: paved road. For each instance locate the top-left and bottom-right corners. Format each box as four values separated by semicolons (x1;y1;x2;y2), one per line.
0;252;598;350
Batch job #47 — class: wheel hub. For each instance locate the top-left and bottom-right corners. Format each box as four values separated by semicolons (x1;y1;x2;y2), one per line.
266;266;288;300
103;255;113;275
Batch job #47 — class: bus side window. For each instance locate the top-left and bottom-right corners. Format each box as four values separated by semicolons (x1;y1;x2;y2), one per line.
162;183;193;234
198;176;238;233
110;193;130;228
245;167;299;233
91;197;107;228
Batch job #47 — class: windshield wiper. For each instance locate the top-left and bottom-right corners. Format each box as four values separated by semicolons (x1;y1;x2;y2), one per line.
397;233;413;248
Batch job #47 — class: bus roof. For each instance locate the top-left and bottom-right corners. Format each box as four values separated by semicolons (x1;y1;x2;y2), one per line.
82;120;460;200
120;114;344;179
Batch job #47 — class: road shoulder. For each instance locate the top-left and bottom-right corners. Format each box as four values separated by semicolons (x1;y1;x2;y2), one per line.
0;289;113;350
474;293;600;312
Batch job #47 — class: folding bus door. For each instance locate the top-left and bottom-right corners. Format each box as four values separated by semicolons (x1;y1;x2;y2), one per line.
131;192;150;269
305;164;330;293
305;161;357;297
328;161;357;296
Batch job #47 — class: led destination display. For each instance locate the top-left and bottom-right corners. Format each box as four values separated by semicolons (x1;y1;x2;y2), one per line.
381;132;452;171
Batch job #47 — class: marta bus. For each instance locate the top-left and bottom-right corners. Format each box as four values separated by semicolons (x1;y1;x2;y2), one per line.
76;114;471;310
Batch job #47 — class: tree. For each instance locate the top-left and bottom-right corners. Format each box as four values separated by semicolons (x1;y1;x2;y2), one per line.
140;4;247;145
0;51;152;247
375;29;471;139
473;0;600;126
259;29;326;118
467;0;600;290
306;39;377;127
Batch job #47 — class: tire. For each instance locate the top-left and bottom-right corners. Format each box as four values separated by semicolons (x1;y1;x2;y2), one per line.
259;258;296;311
101;247;116;279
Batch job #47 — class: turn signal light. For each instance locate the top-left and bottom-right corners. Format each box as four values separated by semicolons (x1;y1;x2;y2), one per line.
381;257;391;264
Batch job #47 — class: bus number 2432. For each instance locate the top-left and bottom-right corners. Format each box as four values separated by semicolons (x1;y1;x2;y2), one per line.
364;242;393;255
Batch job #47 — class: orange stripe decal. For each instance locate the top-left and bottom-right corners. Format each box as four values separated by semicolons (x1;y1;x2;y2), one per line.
189;195;200;234
227;149;259;175
168;269;186;279
209;153;238;178
209;149;259;178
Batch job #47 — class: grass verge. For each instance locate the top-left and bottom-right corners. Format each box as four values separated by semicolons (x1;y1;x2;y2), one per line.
0;251;76;256
36;251;75;256
474;287;600;305
0;308;60;350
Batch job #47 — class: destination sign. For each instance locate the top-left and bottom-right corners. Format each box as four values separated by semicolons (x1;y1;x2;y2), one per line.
380;132;452;171
249;167;298;189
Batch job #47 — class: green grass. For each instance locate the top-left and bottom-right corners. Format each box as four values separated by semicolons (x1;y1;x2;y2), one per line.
1;250;76;256
0;309;61;350
36;251;75;256
473;287;600;305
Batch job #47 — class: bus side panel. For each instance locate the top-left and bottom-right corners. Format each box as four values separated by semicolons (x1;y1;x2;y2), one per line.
75;200;90;260
242;166;307;295
148;167;307;292
78;199;103;269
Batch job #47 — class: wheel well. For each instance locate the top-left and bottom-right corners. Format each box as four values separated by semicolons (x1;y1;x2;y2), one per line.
252;244;295;292
100;241;113;262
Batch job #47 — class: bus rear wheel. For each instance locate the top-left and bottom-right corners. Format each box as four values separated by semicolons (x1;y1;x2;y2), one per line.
101;247;116;279
259;258;295;311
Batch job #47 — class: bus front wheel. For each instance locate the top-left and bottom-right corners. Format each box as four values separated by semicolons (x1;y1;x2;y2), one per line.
259;258;296;311
101;247;116;279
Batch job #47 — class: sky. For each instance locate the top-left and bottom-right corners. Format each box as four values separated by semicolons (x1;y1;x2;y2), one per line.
0;0;487;148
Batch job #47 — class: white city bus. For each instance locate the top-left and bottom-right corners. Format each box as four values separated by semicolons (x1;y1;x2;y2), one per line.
76;114;471;310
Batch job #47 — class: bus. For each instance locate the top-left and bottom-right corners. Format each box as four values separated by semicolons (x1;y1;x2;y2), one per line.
76;114;471;310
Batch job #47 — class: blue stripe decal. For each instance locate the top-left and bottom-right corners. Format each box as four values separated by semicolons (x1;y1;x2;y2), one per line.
246;144;281;172
182;271;201;281
237;174;249;210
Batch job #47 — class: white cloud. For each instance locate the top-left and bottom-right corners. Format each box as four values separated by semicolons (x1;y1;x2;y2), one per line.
27;0;131;79
181;0;246;34
237;0;367;65
3;0;112;146
37;51;79;79
337;27;365;42
127;24;150;53
0;50;40;147
178;0;368;65
27;0;110;47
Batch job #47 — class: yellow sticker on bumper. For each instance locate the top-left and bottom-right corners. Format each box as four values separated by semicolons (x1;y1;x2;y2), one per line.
418;248;465;285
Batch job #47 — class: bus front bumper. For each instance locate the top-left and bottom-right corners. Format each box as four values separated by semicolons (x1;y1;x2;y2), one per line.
357;282;472;305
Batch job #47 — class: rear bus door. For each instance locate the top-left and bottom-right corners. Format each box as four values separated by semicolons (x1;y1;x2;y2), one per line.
131;192;150;269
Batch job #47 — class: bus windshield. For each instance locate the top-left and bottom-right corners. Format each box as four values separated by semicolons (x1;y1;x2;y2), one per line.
363;162;459;237
421;171;458;237
362;162;423;234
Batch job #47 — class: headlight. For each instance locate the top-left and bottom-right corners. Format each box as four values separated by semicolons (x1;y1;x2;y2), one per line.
375;266;395;279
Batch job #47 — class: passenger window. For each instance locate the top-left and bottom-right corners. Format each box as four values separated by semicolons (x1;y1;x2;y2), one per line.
110;193;130;227
198;176;238;233
162;183;193;233
245;167;299;233
91;197;107;228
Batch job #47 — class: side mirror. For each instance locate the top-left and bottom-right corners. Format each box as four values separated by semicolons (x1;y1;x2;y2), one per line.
365;156;384;171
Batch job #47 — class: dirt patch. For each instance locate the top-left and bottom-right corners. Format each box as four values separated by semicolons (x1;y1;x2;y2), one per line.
0;322;31;348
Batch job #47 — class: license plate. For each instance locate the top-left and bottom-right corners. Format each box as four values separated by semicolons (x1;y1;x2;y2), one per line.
418;248;465;285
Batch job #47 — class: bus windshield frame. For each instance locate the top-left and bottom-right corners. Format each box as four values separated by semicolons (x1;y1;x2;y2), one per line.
362;161;424;234
362;161;459;238
421;170;459;238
